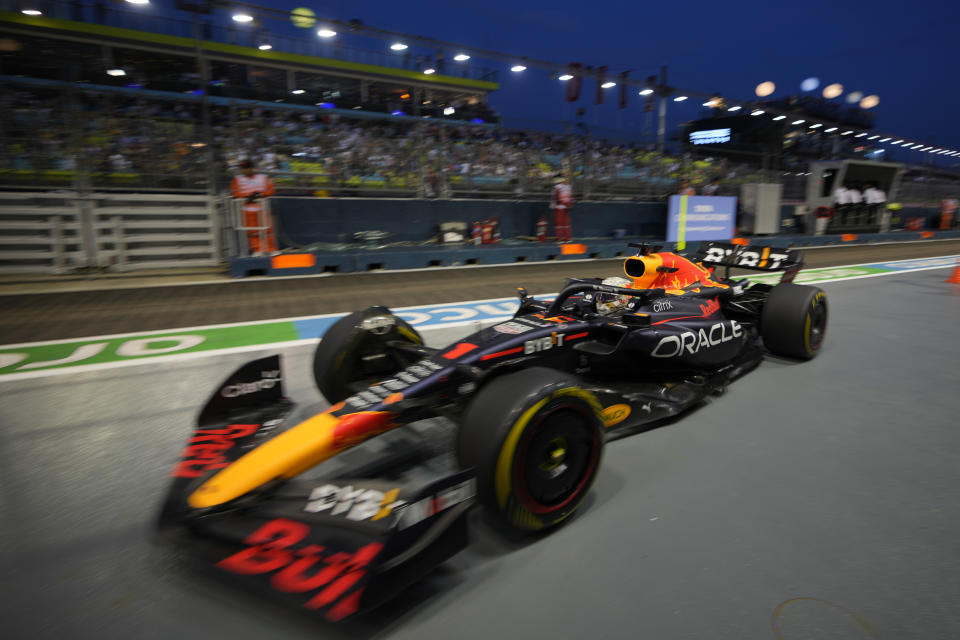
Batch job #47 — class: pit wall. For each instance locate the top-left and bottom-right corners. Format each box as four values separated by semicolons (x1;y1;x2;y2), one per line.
271;198;668;245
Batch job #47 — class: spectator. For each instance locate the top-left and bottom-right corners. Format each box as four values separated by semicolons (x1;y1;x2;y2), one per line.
230;159;277;255
677;179;695;196
702;178;720;196
550;173;573;242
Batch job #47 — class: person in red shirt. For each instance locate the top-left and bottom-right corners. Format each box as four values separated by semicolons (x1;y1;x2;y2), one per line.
550;174;573;242
230;160;277;255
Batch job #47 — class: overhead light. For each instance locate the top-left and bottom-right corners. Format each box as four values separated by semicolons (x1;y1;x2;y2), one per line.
232;12;254;23
855;132;868;138
21;8;42;15
673;95;688;102
510;65;526;72
291;89;305;95
453;53;470;61
892;140;903;144
559;74;574;81
791;119;805;125
443;107;455;115
868;135;879;140
801;77;819;92
841;130;853;135
809;123;822;128
703;100;716;107
772;115;786;121
921;146;932;151
751;109;764;116
106;69;126;77
728;105;742;112
638;88;653;95
390;43;408;51
125;0;150;4
755;81;775;97
823;83;843;99
824;127;837;132
860;95;879;109
879;138;890;142
258;44;272;50
601;82;616;89
317;28;337;38
423;68;436;75
911;144;923;149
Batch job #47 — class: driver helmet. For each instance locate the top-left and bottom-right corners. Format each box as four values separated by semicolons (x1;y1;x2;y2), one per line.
596;276;633;314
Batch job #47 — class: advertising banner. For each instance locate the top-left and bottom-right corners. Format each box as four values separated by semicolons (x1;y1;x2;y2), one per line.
667;195;737;248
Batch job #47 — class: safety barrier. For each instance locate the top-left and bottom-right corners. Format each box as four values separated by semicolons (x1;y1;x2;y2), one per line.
0;192;84;274
0;192;219;274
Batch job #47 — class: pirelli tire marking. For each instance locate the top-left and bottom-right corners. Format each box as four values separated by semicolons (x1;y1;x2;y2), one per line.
494;386;603;530
804;291;827;356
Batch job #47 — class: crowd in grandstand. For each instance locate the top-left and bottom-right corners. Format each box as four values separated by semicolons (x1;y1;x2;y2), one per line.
1;85;756;197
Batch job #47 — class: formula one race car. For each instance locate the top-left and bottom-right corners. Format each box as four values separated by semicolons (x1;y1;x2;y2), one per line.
157;241;827;621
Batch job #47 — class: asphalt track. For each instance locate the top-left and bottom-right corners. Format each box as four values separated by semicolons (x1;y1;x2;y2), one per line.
1;245;960;639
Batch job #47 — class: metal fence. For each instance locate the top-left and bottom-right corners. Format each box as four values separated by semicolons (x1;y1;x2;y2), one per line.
0;192;219;274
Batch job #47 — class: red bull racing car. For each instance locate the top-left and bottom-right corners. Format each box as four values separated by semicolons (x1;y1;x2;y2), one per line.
157;241;827;621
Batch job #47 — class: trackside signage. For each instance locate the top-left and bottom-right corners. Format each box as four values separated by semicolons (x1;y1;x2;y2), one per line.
0;256;956;379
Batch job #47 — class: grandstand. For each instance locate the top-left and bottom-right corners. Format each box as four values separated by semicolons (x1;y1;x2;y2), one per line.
1;1;958;275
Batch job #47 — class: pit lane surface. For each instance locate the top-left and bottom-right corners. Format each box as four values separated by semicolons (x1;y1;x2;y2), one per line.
3;238;960;343
1;252;959;639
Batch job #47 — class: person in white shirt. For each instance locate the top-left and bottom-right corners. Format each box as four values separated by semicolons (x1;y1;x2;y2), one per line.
846;184;864;224
833;185;850;227
833;185;849;205
863;183;888;230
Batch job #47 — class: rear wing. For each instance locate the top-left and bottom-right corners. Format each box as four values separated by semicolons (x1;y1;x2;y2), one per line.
691;242;804;283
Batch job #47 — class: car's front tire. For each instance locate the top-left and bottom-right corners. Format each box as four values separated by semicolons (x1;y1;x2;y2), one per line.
312;306;423;404
457;368;605;532
760;283;828;360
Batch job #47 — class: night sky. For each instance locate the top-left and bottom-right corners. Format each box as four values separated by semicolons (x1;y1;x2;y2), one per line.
267;1;957;155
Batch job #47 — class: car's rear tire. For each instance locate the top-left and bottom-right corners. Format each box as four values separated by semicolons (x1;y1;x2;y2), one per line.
312;306;423;404
457;368;605;533
760;283;828;360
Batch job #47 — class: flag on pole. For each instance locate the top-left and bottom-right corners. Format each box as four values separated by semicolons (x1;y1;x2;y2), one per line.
566;63;583;102
595;65;607;105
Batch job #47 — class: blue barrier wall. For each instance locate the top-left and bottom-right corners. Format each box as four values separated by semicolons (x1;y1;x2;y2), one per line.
272;198;668;245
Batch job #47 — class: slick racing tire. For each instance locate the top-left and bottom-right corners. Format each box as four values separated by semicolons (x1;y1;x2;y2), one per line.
312;306;423;404
760;283;828;360
457;368;605;533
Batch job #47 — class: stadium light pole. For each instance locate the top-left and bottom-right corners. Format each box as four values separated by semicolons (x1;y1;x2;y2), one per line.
657;66;670;153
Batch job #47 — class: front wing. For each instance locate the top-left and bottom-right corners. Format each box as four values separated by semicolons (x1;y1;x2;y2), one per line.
156;356;474;621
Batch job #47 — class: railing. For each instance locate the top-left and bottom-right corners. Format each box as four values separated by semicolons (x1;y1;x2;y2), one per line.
0;192;84;274
0;192;218;273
